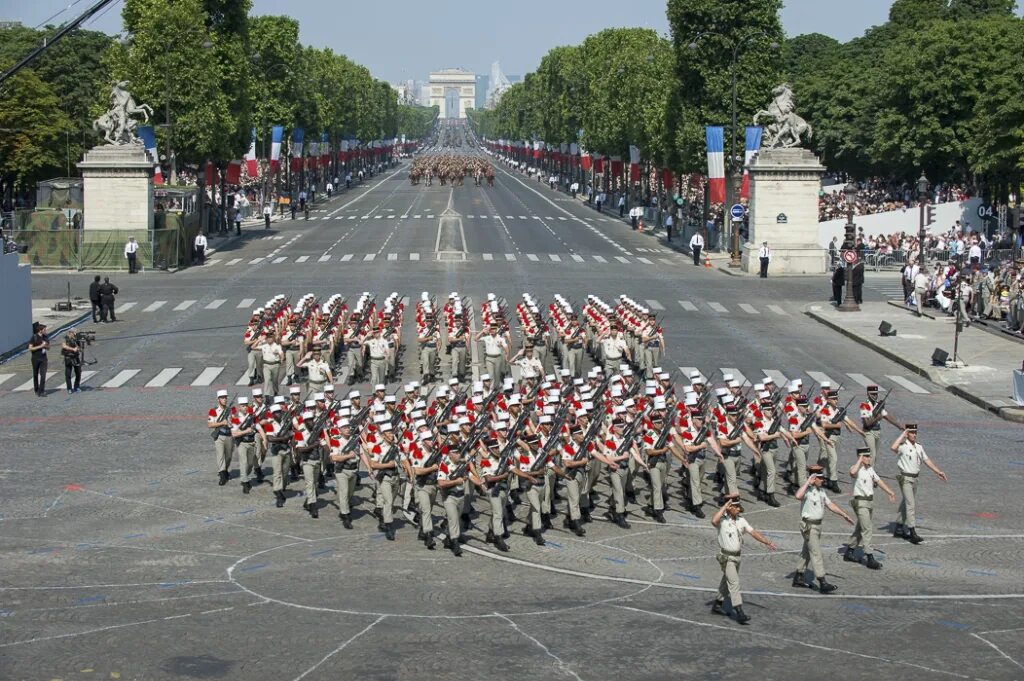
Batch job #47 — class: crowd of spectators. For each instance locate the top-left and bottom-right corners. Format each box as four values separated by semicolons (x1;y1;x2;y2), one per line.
818;177;975;222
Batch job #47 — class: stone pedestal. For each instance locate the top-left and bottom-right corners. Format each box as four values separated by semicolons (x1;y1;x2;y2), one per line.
78;144;154;268
741;147;826;275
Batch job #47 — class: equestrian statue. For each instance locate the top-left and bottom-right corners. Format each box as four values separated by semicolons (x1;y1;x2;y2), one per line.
752;84;813;149
93;81;154;146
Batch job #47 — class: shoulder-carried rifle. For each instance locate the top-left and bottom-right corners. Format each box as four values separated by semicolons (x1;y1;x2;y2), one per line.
211;393;238;440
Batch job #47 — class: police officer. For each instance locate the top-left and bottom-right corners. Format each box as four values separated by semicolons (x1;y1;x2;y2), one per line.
891;425;948;544
793;464;853;592
711;493;777;624
844;448;896;569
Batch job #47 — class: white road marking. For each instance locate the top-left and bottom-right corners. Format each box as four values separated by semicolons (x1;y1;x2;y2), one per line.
426;214;435;219
363;254;376;261
637;257;653;264
318;255;331;262
483;253;493;261
549;254;561;262
768;305;788;315
707;302;728;313
145;368;181;387
678;301;698;312
846;373;874;387
615;256;630;264
387;253;397;261
14;373;55;391
527;254;539;261
191;367;223;387
79;370;97;385
645;299;664;311
806;371;834;385
739;303;760;314
237;298;255;309
886;375;929;394
119;302;137;311
143;301;166;312
341;254;353;262
205;299;226;310
593;255;607;263
296;256;309;263
206;259;221;265
466;214;475;218
0;373;14;388
505;254;516;261
506;215;514;219
762;370;789;387
272;257;286;264
572;254;584;262
249;258;264;264
720;368;750;386
173;300;195;311
348;216;356;220
226;258;242;266
410;253;420;261
236;372;250;386
374;215;382;220
102;370;140;388
518;215;527;219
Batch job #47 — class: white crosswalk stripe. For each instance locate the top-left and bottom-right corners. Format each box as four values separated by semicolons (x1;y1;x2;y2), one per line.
237;298;255;309
846;373;874;387
768;305;788;315
637;257;653;265
296;255;309;263
678;300;698;312
206;299;226;310
119;302;137;312
720;368;750;386
614;256;630;264
806;371;834;386
272;257;287;264
593;255;607;263
505;254;516;261
363;254;375;261
191;367;223;387
762;370;789;387
467;215;475;218
410;253;420;261
173;300;195;311
678;367;702;382
14;372;55;391
645;299;664;311
527;254;539;261
518;215;527;219
226;258;242;266
0;373;15;388
319;255;331;262
387;253;398;261
79;370;98;385
483;253;493;261
236;371;251;386
886;375;930;394
206;259;221;266
341;254;353;262
249;258;264;264
102;370;140;388
143;301;166;312
571;254;584;262
549;254;561;262
739;303;759;315
707;302;728;313
146;368;181;387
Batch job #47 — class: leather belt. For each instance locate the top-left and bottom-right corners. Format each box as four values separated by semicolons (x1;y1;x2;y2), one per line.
855;495;874;501
720;549;741;557
801;518;822;525
899;471;919;478
486;354;502;358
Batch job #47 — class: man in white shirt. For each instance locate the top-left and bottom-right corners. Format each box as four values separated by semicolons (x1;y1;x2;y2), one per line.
968;238;982;265
758;241;771;278
124;236;139;274
194;232;208;265
711;493;777;624
263;203;272;229
844;448;896;570
890;424;947;544
913;268;930;316
689;231;705;266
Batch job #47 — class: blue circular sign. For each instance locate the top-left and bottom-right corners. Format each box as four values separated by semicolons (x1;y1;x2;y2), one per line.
730;203;745;220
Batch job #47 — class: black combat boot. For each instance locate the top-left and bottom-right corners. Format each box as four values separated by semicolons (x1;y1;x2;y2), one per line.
766;494;780;508
241;481;251;494
275;491;285;508
218;471;228;486
580;508;592;523
893;523;906;539
615;512;630;529
711;599;727;616
451;539;463;557
384;523;395;541
308;502;319;519
906;528;923;545
653;510;666;524
533;528;545;546
843;546;858;563
792;571;807;588
864;554;882;570
818;578;838;594
829;480;841;493
424;534;436;550
254;467;265;484
692;504;705;519
734;605;751;624
541;513;552;530
494;536;510;552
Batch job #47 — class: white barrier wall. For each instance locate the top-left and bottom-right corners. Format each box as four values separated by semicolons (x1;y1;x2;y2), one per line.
0;251;32;356
818;198;984;247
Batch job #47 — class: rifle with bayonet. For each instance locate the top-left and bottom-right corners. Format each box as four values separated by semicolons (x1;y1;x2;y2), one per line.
211;392;238;440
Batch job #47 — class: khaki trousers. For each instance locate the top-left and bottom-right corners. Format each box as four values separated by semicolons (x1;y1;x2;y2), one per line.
525;483;544;530
790;443;809;488
263;362;281;396
336;467;358;515
236;440;255;483
820;435;840;480
685;457;704;506
270;448;290;492
564;469;587;520
416;483;438;534
449;347;467;378
565;347;584;378
797;520;825;577
608;464;628;513
760;448;777;494
648;457;668;511
864;430;880;458
214;435;234;473
369;358;387;387
442;489;464;540
420;346;437;376
487;485;508;535
848;498;874;553
716;553;743;606
247;351;263;382
302;459;321;504
721;455;740;496
897;474;919;528
376;474;397;523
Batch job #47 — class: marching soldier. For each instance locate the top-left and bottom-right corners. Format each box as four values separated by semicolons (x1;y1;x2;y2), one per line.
479;424;513;550
676;405;713;518
437;444;480;556
366;327;390;387
511;433;547;545
785;395;820;494
293;411;325;518
639;313;664;379
250;389;268;483
410;431;440;550
792;464;853;592
299;347;332;398
596;412;641;529
207;390;234;486
417;315;440;383
562;319;585;378
329;418;360;528
891;425;948;544
260;331;285;396
860;385;902;457
818;388;865;493
230;396;262;495
844;448;896;569
263;404;292;507
750;392;794;507
640;404;670;523
362;423;399;540
711;493;777;624
281;318;304;385
447;315;469;381
342;319;366;384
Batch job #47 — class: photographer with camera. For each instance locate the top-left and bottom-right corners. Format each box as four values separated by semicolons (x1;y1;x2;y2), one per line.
61;331;83;393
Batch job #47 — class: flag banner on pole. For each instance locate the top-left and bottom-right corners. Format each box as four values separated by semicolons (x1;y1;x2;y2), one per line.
137;125;162;184
705;126;725;204
270;126;283;173
204;161;218;187
245;128;258;178
226;160;241;185
309;140;319;169
662;168;674;189
570;142;578;156
628;145;641;165
292;128;304;157
321;132;329;167
581;153;592;171
610;157;623;176
741;126;762;199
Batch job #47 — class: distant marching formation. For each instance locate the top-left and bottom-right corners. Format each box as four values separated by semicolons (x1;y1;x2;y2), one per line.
210;289;949;625
408;153;494;187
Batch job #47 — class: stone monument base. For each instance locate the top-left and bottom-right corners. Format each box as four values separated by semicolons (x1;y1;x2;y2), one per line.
78;144;154;233
743;147;825;276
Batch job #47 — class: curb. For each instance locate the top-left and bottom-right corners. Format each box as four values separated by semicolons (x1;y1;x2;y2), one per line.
805;308;1024;422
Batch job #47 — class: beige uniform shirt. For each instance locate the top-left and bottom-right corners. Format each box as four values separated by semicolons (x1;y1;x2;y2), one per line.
896;442;928;474
717;516;752;553
852;466;881;497
481;334;507;356
601;335;627;359
367;337;389;359
306;359;329;382
801;486;830;521
261;342;283;363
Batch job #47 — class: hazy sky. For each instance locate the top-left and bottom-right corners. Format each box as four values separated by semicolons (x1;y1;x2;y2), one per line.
2;0;1020;83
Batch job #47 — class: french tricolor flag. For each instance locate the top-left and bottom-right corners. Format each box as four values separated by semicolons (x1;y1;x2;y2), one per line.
245;127;258;179
705;126;725;204
741;126;762;199
269;126;283;173
137;125;162;184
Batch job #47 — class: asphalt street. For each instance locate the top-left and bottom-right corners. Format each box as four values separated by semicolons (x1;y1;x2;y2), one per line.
2;156;1023;681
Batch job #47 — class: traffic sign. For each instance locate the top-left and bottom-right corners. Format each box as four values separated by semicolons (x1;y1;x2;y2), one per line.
842;249;857;264
730;203;745;220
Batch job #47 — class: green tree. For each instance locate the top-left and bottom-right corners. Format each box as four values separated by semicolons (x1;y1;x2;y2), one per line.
0;66;71;193
249;16;301;152
665;0;784;172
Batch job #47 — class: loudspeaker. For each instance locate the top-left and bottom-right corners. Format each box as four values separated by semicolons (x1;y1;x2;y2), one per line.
931;348;949;366
878;321;897;337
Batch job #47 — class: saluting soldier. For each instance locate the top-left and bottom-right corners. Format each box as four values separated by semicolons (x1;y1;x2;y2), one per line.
476;323;509;382
562;319;585;378
711;493;777;625
598;325;630;375
260;331;285;396
342;319;366;384
300;347;332;398
366;327;390;387
859;385;902;458
793;464;853;593
891;425;948;544
207;389;234;486
844;448;897;569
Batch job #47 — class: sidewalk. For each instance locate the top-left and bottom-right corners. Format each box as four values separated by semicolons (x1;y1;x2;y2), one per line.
806;301;1024;422
1;298;92;363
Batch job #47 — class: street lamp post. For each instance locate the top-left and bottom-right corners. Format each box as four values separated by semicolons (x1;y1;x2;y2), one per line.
837;183;860;312
917;172;930;271
690;32;779;268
